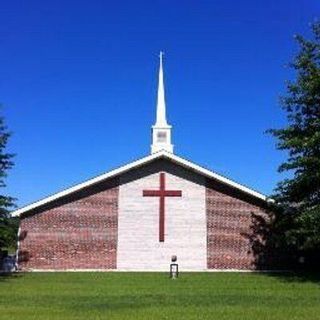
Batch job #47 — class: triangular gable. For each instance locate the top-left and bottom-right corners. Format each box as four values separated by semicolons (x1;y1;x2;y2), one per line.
11;150;268;217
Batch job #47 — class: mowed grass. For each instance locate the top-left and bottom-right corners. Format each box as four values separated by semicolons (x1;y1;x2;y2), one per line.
1;272;320;320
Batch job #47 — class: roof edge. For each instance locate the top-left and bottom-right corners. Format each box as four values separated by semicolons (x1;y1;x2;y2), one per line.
12;150;269;217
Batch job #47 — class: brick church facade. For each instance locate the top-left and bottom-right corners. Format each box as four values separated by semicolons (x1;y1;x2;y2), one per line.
13;53;270;271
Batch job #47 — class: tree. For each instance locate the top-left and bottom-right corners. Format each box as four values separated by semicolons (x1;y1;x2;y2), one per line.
0;109;16;252
269;22;320;269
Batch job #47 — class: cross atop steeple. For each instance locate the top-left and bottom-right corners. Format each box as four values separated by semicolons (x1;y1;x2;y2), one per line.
151;52;173;154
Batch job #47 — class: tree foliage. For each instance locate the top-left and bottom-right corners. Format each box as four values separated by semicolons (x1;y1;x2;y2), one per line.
0;109;17;252
269;22;320;268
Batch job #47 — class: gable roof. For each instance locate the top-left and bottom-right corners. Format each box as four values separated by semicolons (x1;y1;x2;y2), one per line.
11;150;269;217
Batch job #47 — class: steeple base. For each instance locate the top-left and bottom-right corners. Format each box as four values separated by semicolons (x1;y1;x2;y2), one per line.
151;126;173;154
151;144;174;154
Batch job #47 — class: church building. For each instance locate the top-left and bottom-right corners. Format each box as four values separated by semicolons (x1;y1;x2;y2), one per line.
13;53;270;271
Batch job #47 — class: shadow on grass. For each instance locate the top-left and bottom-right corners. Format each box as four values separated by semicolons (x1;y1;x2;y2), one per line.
262;271;320;285
0;272;23;282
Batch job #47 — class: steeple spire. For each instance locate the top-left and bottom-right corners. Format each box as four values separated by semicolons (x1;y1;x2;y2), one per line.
155;51;168;127
151;52;173;154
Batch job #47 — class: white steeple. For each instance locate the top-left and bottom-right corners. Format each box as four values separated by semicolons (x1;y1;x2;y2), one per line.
151;52;173;154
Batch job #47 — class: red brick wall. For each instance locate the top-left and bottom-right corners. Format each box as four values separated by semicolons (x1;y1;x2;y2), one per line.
18;182;118;271
206;185;268;270
17;167;270;271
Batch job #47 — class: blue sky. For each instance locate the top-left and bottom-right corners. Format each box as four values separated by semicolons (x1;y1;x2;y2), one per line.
1;1;319;207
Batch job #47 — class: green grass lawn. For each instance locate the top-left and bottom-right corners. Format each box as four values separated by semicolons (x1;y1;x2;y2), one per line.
1;272;319;320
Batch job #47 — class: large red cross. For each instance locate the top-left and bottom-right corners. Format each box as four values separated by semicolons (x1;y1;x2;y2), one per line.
143;172;182;242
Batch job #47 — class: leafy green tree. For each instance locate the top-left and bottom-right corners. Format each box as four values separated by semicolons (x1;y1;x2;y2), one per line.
0;109;16;252
269;22;320;268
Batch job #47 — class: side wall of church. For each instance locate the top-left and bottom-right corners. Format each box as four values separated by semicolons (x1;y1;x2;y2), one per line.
206;186;267;270
18;184;118;271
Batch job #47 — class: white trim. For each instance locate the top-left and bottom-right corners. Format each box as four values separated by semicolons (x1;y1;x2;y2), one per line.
16;269;117;272
11;150;268;217
15;269;288;273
